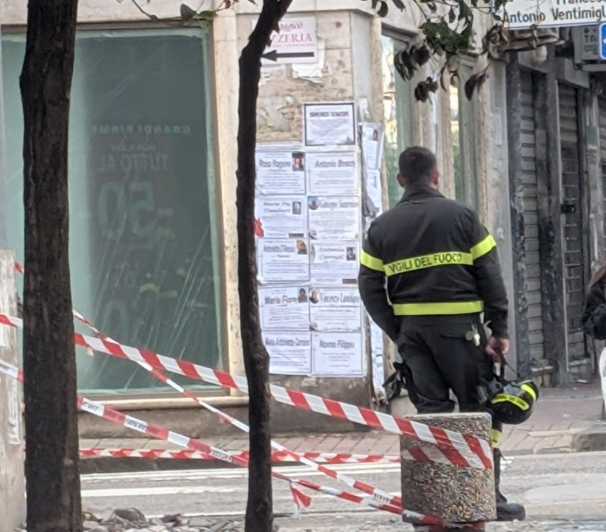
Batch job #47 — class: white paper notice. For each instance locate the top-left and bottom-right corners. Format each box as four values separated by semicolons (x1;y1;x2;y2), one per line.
256;151;306;195
365;169;383;216
307;152;358;196
309;287;362;332
312;332;363;376
308;196;361;240
259;286;310;330
255;196;307;239
310;242;358;285
360;123;384;171
304;102;356;147
265;331;312;375
257;239;310;283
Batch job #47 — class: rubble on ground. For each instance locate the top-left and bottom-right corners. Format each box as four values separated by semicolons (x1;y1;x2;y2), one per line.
15;509;251;532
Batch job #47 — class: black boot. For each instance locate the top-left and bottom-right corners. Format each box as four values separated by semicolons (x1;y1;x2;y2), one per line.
494;448;526;521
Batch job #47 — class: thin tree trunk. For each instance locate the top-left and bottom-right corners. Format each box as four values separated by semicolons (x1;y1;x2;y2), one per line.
20;1;81;532
236;1;293;531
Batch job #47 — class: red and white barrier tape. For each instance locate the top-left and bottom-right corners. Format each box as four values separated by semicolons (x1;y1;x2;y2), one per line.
79;448;401;463
12;264;406;509
0;312;492;471
0;358;441;525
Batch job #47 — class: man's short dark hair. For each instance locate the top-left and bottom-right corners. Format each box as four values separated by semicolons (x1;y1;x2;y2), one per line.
398;147;437;186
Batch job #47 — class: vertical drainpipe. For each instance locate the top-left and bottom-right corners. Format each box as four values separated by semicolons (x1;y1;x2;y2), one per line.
506;53;532;378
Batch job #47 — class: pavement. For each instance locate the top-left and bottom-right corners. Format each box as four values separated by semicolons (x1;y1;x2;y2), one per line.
80;451;606;531
80;383;606;474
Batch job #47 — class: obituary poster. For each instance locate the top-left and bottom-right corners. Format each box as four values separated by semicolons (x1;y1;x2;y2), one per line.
303;102;356;147
259;285;310;330
309;287;362;332
255;196;307;239
256;151;306;195
312;332;364;376
308;196;361;241
264;331;312;375
307;152;358;196
310;242;358;285
360;123;384;171
257;239;310;283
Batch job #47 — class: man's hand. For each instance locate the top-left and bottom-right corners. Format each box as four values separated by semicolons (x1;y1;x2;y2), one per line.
486;336;509;362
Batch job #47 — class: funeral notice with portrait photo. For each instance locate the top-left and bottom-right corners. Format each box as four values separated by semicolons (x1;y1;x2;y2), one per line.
255;196;307;239
308;196;361;241
312;332;363;376
257;239;310;283
259;286;310;330
303;102;356;147
309;287;362;332
307;152;358;196
264;332;312;375
310;242;358;285
256;150;307;195
360;123;384;171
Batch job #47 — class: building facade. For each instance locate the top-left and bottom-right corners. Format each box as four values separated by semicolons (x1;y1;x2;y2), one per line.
1;0;571;435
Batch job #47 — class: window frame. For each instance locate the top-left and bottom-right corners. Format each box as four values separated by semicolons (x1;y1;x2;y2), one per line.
380;29;416;208
1;23;229;402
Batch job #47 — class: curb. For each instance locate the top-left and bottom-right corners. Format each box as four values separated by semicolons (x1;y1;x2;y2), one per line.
80;456;313;475
571;426;606;453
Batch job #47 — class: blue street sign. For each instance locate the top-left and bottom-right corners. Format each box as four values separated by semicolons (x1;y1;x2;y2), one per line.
600;23;606;60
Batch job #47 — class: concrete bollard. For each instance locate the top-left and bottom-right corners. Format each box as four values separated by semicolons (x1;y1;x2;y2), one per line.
0;250;26;532
401;412;496;532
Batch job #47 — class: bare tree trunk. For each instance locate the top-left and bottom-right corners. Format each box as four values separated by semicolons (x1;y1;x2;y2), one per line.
236;1;293;531
20;1;82;532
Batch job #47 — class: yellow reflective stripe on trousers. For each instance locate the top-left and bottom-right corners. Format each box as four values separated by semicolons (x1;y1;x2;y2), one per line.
392;300;484;316
491;428;502;448
360;250;384;272
471;235;496;260
384;251;473;277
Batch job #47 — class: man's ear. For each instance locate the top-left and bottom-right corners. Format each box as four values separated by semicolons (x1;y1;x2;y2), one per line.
397;173;405;188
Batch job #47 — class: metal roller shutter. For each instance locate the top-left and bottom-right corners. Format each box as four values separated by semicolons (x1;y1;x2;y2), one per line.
520;72;545;362
599;98;606;242
558;84;587;362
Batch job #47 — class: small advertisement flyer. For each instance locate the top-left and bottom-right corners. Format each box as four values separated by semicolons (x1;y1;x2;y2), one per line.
310;242;358;285
312;332;363;376
257;239;310;283
309;287;362;332
264;331;312;375
308;196;361;241
303;102;356;147
259;286;310;330
256;151;306;195
307;152;358;196
255;196;307;239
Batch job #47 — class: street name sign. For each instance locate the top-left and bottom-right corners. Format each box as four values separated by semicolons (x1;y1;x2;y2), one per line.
504;0;606;30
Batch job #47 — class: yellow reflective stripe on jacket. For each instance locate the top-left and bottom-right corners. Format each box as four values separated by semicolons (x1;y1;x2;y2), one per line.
392;300;483;316
384;251;473;277
471;235;496;260
360;250;384;272
521;383;537;400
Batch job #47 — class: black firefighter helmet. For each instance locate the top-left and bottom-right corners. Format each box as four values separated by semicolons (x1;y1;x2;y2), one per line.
478;370;539;426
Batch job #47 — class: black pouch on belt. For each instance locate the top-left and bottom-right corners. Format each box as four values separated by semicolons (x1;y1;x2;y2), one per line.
384;361;420;405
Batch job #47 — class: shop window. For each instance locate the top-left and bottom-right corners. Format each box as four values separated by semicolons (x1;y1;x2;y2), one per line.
449;61;478;209
2;29;224;395
381;35;414;207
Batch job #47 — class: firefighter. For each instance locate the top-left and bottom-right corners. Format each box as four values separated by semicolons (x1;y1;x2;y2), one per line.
359;146;524;522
